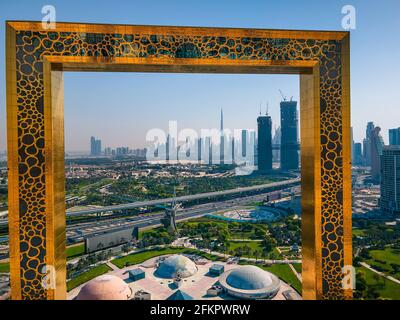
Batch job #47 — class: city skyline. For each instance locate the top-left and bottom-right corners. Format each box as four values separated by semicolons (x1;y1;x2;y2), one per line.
1;0;400;153
64;73;297;153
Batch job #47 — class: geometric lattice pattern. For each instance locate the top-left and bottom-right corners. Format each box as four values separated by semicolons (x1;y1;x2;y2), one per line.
6;22;351;300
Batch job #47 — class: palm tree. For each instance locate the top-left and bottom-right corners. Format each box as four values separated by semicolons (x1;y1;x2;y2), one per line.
253;250;259;262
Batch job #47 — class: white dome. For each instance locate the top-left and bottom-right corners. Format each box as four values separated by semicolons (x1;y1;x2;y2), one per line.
75;274;131;300
226;265;273;290
219;265;281;299
156;254;197;278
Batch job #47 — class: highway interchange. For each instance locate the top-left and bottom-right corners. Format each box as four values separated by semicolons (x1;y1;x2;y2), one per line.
0;178;300;244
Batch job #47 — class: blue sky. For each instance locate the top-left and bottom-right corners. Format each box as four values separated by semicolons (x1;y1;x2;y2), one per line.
1;0;400;151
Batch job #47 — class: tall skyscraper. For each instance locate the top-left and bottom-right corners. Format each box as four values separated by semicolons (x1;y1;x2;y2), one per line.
380;146;400;214
90;136;102;156
371;126;385;182
220;108;224;165
353;142;363;165
185;137;190;158
104;147;112;156
197;137;202;163
272;126;281;163
241;129;247;157
250;131;257;165
205;136;212;164
280;100;299;170
90;136;96;155
363;122;375;166
166;134;170;162
389;128;400;145
257;112;273;171
231;137;235;163
96;140;101;155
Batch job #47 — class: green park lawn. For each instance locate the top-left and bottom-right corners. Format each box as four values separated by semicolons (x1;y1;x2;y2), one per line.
358;266;400;300
228;240;263;252
111;247;223;269
66;243;85;260
228;230;262;240
0;262;9;273
352;229;366;237
261;263;302;294
292;263;302;274
364;247;400;280
178;217;268;240
224;240;280;259
67;264;111;291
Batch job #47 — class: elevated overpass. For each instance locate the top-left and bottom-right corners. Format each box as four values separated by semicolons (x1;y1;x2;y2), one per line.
0;177;300;226
66;178;300;216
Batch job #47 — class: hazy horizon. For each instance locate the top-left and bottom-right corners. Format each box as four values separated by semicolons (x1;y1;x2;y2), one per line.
64;73;298;153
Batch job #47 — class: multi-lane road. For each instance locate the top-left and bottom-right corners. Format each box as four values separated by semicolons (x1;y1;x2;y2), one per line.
66;178;300;216
0;178;299;228
0;178;300;244
66;190;292;243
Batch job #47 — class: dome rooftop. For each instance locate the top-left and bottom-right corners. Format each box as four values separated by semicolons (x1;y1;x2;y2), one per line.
75;274;131;300
156;254;197;279
226;265;275;290
219;265;281;299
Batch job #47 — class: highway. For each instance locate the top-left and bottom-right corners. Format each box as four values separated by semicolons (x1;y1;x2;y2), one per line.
0;178;300;233
66;190;291;243
66;177;300;216
0;178;301;236
0;189;298;245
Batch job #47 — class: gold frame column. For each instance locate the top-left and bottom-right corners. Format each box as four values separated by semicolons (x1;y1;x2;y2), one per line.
300;65;322;300
6;22;22;300
43;60;66;300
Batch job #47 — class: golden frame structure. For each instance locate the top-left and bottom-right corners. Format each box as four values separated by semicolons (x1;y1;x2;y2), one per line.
6;21;351;300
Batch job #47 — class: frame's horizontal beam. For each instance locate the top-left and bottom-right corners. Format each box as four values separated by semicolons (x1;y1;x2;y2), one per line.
6;21;349;41
47;56;317;75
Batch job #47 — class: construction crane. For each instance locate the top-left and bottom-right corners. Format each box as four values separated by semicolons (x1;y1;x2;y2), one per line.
279;89;293;102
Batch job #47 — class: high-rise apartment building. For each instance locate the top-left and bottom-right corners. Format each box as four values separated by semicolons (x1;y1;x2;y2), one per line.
371;126;385;182
257;113;272;171
280;100;299;170
272;126;281;163
197;137;202;162
90;136;102;156
166;134;170;162
90;136;96;155
241;129;247;157
389;128;400;146
380;146;400;214
363;122;375;166
353;142;363;165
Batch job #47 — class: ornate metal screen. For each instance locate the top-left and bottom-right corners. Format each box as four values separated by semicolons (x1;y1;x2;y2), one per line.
6;21;351;300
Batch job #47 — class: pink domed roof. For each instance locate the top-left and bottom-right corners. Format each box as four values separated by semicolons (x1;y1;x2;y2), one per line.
76;274;131;300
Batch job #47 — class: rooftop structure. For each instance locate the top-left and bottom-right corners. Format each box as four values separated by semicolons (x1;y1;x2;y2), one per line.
209;264;225;276
219;265;280;299
155;254;198;279
75;275;131;300
129;268;145;282
167;289;194;300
